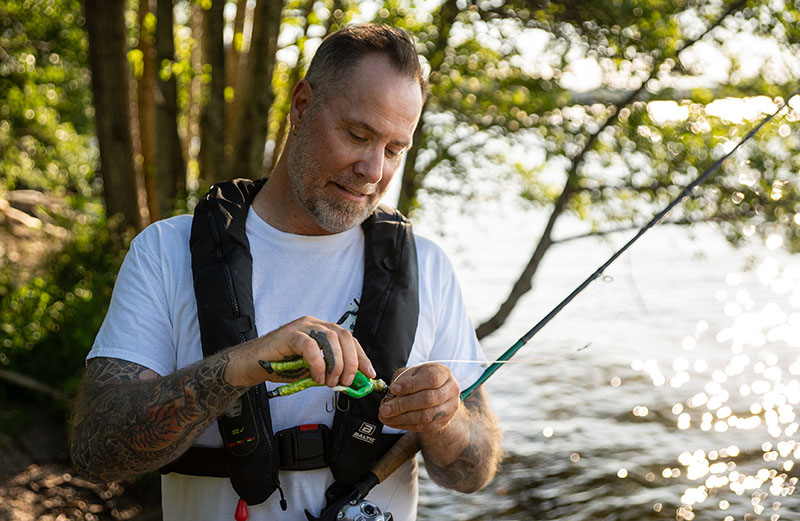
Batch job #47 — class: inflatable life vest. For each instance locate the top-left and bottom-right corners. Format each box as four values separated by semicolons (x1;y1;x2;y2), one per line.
161;178;420;509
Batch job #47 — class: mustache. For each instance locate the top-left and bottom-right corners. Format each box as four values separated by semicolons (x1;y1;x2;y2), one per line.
334;177;376;196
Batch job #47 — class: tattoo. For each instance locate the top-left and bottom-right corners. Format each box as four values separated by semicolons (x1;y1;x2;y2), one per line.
432;411;447;421
423;388;503;494
309;329;335;374
70;356;244;482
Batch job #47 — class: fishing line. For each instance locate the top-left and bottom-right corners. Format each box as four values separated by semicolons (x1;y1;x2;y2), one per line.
390;353;593;386
567;236;688;351
459;87;800;401
477;230;685;365
385;236;695;382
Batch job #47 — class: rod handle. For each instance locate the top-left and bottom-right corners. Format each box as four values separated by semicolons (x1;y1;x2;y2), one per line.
373;432;420;483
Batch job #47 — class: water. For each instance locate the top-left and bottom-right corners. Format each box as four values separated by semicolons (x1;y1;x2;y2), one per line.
409;205;800;521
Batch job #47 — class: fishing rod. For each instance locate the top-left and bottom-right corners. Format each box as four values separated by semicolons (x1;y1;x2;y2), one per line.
305;87;799;521
461;86;800;399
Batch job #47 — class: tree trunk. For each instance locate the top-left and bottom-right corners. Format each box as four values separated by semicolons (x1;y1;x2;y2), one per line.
474;0;749;339
269;0;314;171
226;0;249;86
224;0;248;152
83;0;142;231
229;0;282;180
199;0;226;184
137;0;159;221
186;3;202;178
396;113;425;215
474;179;574;340
155;0;186;216
396;0;458;216
225;0;252;162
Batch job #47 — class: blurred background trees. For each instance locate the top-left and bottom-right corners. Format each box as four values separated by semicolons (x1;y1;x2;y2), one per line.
1;0;799;402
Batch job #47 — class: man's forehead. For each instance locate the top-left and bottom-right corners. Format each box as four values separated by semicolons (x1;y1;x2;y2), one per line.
333;78;420;132
349;118;414;147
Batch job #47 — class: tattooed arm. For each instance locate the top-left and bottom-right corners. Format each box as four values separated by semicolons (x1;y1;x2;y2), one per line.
70;316;375;482
419;386;502;493
379;365;502;493
70;354;244;483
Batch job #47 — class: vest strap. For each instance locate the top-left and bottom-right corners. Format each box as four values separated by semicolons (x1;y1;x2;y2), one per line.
184;178;418;508
161;432;404;476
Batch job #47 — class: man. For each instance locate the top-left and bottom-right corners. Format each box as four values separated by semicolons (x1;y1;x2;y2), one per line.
70;24;501;521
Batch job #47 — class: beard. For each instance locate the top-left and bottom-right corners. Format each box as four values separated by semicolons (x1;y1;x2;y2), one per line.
285;121;380;233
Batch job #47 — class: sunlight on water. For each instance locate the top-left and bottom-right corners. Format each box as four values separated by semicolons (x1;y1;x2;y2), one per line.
634;255;800;521
415;216;800;521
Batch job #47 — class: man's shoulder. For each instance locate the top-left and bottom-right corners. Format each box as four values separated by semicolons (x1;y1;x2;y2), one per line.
130;214;193;259
137;214;193;239
412;232;456;276
412;232;441;256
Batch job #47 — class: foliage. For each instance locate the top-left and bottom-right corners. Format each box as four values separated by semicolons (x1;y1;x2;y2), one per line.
356;0;800;335
1;0;799;385
401;0;800;244
0;203;128;398
0;0;98;197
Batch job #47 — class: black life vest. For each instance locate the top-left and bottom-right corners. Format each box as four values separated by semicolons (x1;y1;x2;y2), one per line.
161;178;420;508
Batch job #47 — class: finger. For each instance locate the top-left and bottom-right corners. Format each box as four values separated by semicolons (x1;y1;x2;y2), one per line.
380;398;457;431
310;327;344;387
380;384;457;418
290;330;327;384
356;341;376;379
390;364;451;395
333;326;359;387
307;328;336;376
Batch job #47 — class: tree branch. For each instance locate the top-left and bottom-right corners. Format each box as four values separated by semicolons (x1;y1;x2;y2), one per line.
0;368;67;403
549;213;737;246
474;0;749;339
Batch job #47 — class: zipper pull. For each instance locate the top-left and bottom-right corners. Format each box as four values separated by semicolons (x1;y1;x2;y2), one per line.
235;498;248;521
277;483;288;511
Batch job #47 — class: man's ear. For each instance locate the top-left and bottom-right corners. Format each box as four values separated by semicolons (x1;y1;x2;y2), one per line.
290;79;314;127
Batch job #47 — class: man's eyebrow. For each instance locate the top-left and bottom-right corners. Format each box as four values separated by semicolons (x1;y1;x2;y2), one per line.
351;121;412;149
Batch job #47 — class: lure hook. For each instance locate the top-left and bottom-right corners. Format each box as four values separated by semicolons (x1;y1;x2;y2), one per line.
334;393;351;412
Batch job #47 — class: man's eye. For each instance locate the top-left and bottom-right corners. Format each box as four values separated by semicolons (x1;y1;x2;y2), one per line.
349;131;367;142
385;148;403;159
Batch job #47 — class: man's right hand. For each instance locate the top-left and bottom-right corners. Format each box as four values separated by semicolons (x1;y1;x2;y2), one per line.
228;315;376;389
70;315;374;483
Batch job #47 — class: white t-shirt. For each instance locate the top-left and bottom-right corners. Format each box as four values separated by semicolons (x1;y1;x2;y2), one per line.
88;207;486;521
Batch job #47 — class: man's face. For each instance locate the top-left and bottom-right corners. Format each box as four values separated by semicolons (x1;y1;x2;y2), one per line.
285;53;423;234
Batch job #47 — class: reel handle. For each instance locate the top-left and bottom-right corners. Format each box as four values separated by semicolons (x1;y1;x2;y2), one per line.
305;433;421;521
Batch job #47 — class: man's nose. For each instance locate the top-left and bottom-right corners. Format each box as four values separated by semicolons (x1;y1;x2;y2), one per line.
353;146;384;184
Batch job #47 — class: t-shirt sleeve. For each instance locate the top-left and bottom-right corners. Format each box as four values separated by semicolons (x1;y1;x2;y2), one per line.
420;239;487;391
86;228;178;376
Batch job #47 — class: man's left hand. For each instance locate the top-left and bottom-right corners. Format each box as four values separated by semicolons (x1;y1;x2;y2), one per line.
378;363;461;432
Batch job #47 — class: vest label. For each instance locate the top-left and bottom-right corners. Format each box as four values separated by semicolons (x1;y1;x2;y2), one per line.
352;422;377;444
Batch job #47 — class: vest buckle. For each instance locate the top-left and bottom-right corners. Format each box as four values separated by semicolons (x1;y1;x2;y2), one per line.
275;424;330;471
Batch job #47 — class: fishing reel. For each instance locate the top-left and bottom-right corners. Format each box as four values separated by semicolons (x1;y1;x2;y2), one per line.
340;499;392;521
306;499;392;521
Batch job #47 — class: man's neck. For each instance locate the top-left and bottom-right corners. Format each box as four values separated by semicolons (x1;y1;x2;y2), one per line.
252;163;332;237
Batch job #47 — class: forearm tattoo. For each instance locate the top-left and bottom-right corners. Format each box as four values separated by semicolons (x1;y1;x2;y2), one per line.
424;389;502;493
70;356;244;482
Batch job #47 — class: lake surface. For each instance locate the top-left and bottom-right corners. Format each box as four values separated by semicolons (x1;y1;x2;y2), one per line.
407;205;800;521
